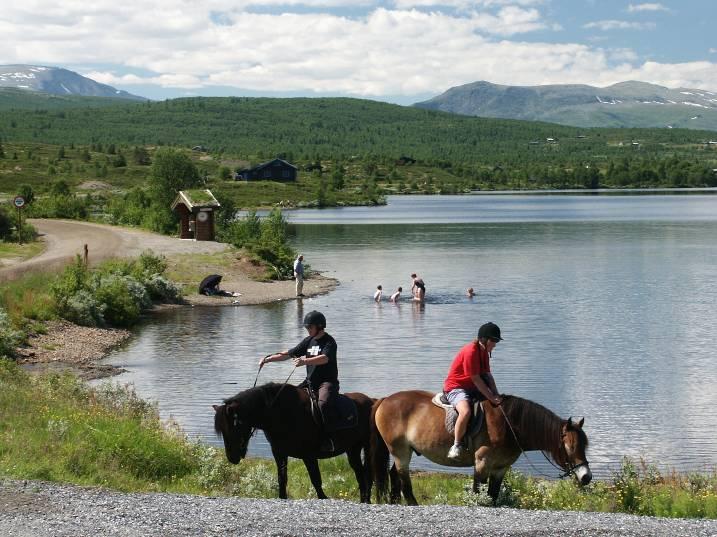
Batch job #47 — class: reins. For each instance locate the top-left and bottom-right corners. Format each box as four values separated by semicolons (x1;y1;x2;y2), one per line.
244;359;298;441
497;405;579;480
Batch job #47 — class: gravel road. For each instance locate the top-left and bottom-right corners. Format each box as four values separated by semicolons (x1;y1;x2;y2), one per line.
0;219;228;281
1;480;716;537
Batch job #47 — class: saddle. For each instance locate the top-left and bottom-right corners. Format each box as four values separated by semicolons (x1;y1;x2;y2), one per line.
305;388;358;432
431;392;485;439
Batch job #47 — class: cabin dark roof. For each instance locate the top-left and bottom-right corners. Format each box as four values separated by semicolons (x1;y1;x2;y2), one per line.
247;158;298;172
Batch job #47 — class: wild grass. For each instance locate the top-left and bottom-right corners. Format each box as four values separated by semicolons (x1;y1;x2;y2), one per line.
0;241;45;262
1;360;716;518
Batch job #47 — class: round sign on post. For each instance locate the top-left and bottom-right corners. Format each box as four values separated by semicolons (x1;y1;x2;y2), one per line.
14;196;26;208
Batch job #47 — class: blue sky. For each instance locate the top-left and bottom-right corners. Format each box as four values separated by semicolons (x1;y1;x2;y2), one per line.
1;1;715;103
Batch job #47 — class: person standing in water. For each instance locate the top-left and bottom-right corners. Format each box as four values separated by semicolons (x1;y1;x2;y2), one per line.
411;273;426;302
374;285;383;302
390;286;402;302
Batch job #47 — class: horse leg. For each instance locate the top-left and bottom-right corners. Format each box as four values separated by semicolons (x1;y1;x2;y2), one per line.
389;463;401;504
473;445;490;493
487;469;507;506
302;458;328;499
346;446;369;503
392;448;418;506
274;454;289;499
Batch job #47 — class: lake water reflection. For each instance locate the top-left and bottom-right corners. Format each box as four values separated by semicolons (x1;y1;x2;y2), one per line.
99;194;717;478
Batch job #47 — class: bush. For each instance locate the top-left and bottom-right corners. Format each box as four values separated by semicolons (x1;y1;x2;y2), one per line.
144;275;182;302
0;307;23;357
221;208;296;279
51;253;175;328
92;275;141;327
64;290;106;327
0;206;13;240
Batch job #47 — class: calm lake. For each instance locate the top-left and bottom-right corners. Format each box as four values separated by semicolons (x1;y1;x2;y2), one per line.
98;193;717;478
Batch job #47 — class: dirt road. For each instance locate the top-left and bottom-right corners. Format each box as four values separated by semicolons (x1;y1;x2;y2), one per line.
0;219;228;281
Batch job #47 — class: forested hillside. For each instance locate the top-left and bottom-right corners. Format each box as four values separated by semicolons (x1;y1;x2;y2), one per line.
1;95;716;199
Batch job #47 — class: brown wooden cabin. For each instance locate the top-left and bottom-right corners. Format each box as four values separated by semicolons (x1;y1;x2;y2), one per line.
171;189;221;241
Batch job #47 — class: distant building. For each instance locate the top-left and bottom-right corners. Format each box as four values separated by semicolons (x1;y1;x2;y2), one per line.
546;137;558;143
192;145;208;152
236;158;298;181
396;156;416;165
171;189;220;241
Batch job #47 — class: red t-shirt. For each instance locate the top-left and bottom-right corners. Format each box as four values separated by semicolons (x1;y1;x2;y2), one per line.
443;341;491;392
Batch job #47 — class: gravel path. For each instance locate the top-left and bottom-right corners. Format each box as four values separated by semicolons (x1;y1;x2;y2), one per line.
0;219;228;281
1;480;716;537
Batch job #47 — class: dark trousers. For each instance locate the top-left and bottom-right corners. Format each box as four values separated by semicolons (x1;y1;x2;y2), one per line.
316;381;339;431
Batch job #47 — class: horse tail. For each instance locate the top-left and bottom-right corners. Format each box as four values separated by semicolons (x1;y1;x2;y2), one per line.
370;397;389;503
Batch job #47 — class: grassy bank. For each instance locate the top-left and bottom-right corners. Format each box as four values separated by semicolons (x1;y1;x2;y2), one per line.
0;241;45;263
1;361;716;518
0;252;180;354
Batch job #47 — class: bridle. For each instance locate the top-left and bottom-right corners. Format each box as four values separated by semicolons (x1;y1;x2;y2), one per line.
226;361;299;453
498;405;589;481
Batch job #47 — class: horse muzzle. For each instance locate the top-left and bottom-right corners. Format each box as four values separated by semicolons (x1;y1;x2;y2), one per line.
574;462;592;486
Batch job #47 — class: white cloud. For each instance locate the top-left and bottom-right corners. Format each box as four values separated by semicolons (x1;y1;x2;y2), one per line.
1;1;716;97
627;3;669;12
583;19;655;30
710;48;717;54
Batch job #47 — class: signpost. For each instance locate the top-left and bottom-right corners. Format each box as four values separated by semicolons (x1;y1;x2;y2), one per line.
13;196;25;244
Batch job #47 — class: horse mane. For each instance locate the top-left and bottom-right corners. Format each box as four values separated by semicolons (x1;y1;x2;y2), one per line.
223;382;285;406
500;395;588;466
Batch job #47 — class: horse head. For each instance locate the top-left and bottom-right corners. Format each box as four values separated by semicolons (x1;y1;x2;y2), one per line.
213;401;253;464
560;416;592;486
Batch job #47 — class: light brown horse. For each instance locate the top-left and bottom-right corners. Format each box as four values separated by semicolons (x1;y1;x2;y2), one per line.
370;391;592;505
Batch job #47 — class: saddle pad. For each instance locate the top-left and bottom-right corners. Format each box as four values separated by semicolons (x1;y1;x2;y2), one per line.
431;392;484;437
333;394;359;431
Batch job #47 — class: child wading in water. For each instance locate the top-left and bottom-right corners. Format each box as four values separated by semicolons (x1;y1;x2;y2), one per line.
390;286;402;302
374;285;383;302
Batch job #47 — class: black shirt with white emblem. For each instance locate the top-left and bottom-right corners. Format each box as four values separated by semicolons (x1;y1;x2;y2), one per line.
289;333;339;390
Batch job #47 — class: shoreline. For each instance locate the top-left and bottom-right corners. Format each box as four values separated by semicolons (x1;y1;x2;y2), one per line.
15;274;337;379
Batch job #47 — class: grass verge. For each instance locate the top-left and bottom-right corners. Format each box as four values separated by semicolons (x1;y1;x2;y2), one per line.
0;241;45;263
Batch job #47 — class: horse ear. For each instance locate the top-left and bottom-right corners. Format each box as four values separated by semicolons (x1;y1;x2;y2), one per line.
577;417;584;428
212;404;220;412
566;416;574;429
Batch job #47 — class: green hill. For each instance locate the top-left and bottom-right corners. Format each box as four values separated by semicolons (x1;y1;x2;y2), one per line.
1;94;716;165
1;94;716;206
415;81;717;132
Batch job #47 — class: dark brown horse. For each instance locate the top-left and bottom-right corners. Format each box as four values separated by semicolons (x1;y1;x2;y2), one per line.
214;382;374;502
371;391;592;505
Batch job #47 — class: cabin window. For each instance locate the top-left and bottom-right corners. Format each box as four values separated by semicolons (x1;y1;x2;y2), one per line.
282;169;291;178
264;170;272;178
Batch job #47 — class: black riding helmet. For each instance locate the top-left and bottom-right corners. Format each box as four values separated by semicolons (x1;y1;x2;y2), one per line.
478;322;503;342
303;310;326;330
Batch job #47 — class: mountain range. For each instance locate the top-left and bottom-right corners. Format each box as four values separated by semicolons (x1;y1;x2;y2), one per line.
0;65;145;101
415;80;717;131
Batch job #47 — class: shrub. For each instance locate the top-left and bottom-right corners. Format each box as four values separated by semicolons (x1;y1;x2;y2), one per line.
64;290;106;327
51;256;90;312
0;307;23;357
0;206;13;240
92;275;141;327
144;275;182;302
221;209;296;279
135;251;168;280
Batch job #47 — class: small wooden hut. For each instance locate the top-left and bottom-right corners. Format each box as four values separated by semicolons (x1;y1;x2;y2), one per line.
171;189;221;241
